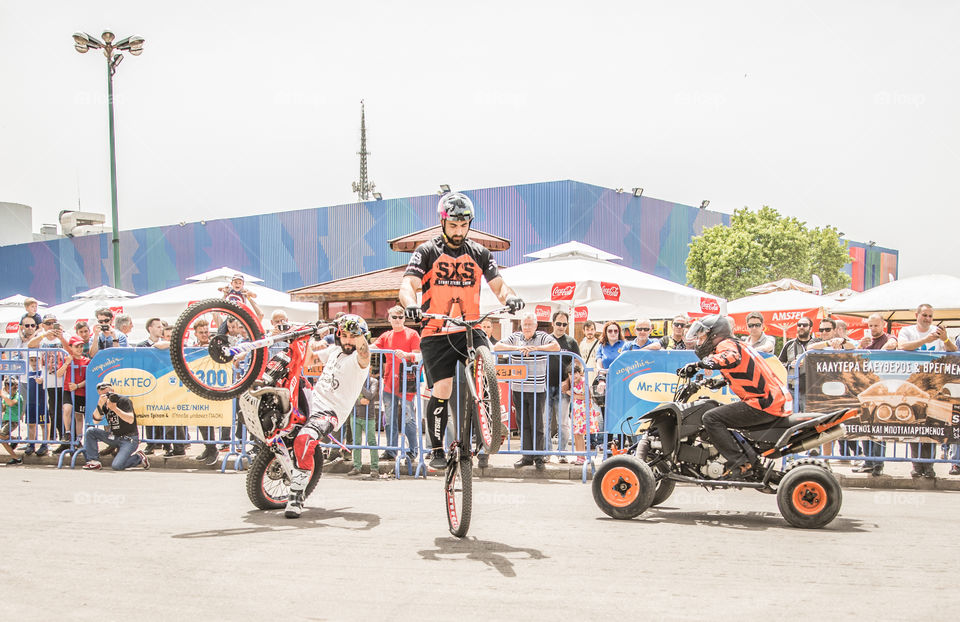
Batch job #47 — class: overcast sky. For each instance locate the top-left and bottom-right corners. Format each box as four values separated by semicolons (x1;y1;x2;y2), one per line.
1;1;957;280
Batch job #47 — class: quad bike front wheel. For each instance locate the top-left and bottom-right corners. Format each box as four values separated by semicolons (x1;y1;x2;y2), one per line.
776;464;842;529
246;448;324;510
592;455;656;520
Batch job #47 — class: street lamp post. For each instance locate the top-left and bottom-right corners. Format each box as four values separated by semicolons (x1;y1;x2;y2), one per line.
72;30;144;288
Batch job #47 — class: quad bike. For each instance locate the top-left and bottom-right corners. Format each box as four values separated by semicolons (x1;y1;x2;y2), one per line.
592;367;858;529
169;298;340;509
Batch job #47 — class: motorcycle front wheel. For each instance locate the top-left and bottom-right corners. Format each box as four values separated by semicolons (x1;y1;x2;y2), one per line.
170;298;266;400
592;455;656;520
246;447;324;510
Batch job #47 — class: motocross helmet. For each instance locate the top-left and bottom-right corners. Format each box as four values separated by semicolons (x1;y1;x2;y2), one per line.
437;192;474;246
686;314;732;359
336;314;370;340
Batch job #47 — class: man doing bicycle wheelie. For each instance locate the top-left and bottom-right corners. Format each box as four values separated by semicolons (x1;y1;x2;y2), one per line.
399;191;524;470
285;314;372;518
683;314;793;480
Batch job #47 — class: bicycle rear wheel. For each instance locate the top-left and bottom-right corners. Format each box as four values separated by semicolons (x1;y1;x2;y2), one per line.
468;345;504;454
445;453;473;537
170;298;266;400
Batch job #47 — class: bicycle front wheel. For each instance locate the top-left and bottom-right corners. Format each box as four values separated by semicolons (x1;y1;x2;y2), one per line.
469;345;504;454
445;454;473;538
170;298;266;400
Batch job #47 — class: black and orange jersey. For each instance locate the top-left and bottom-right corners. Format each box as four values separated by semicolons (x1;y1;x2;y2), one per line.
404;235;500;337
701;338;793;416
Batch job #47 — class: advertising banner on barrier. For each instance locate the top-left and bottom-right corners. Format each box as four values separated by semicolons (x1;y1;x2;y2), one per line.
87;348;233;426
604;350;788;435
804;351;960;443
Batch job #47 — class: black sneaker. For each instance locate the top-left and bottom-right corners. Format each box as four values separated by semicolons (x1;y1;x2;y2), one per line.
534;459;545;471
923;469;937;480
428;451;447;470
143;445;156;455
6;457;23;466
164;449;187;458
514;458;534;469
949;465;960;476
34;444;49;457
477;454;489;468
22;445;35;456
195;448;217;462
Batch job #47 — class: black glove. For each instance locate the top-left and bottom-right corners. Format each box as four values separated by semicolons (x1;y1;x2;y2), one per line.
405;305;423;322
681;362;701;377
505;296;525;313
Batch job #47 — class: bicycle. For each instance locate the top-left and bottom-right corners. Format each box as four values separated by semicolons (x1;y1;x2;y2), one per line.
421;307;508;537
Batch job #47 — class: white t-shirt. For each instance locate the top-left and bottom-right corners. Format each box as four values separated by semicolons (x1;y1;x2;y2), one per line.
898;325;946;351
309;345;370;428
38;336;65;388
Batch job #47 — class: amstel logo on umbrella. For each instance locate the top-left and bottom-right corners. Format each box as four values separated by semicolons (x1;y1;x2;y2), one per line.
551;282;576;301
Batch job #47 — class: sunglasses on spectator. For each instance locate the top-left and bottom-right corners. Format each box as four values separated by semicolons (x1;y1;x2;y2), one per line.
674;322;688;328
22;323;36;328
389;315;404;319
606;328;619;333
554;322;568;327
636;327;651;332
747;323;762;328
819;326;833;332
797;322;811;328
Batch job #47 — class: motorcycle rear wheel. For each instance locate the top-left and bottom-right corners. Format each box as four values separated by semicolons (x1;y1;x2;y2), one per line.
592;455;655;520
246;447;324;510
776;465;842;529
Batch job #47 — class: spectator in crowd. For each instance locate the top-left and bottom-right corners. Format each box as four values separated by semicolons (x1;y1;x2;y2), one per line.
374;306;421;468
660;315;691;350
851;313;898;476
623;317;661;352
88;307;127;357
114;314;134;340
1;377;24;465
268;309;290;336
28;314;70;456
22;297;42;328
546;311;580;461
741;312;775;353
578;320;600;391
189;319;224;464
10;316;44;456
596;321;626;370
219;273;263;321
480;317;498;346
495;312;559;470
898;304;956;479
82;382;148;471
137;318;174;455
348;375;381;479
810;318;856;351
54;336;90;454
565;363;600;465
73;321;92;357
779;317;821;410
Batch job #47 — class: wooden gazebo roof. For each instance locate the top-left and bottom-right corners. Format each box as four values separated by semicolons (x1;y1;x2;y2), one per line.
388;225;510;253
289;266;407;303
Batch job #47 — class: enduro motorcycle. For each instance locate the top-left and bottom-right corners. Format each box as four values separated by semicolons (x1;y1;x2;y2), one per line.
592;366;857;529
169;299;339;510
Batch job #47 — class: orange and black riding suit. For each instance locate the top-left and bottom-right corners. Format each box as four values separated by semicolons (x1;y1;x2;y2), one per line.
699;338;793;465
404;235;500;453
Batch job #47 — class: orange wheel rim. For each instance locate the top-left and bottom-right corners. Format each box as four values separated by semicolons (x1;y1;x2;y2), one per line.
792;481;827;515
601;466;640;507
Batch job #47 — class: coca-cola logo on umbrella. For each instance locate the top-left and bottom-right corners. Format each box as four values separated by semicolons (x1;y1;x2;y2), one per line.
551;282;576;301
601;282;620;301
5;322;18;334
574;306;588;322
699;297;720;313
534;305;552;321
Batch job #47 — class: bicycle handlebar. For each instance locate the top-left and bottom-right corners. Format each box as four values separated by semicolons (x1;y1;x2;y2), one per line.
421;306;512;329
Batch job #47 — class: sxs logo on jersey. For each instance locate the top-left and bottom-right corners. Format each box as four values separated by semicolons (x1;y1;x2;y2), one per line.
434;260;477;287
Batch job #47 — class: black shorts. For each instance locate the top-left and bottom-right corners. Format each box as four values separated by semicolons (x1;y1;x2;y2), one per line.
419;329;490;388
69;394;86;418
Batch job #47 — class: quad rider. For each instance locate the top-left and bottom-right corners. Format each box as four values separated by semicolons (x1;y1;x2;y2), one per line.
398;191;524;469
285;314;372;518
683;314;793;480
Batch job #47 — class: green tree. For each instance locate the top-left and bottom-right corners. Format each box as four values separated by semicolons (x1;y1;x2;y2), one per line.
686;206;851;300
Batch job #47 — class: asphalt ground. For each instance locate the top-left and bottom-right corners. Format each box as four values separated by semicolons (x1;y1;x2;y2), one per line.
2;466;959;620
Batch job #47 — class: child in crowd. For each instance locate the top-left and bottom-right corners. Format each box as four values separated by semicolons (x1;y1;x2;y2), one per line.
348;374;381;479
565;364;600;465
55;336;90;454
218;273;263;321
22;297;42;328
1;377;24;465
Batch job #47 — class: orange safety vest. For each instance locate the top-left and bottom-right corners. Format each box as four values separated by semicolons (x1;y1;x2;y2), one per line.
703;338;793;416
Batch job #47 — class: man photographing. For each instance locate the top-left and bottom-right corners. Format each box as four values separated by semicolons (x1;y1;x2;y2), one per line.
82;382;148;471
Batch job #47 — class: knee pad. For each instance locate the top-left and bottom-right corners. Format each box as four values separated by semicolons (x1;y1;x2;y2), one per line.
293;414;336;470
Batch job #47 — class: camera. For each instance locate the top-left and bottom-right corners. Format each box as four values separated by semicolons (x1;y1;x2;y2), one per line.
107;393;121;404
277;324;290;332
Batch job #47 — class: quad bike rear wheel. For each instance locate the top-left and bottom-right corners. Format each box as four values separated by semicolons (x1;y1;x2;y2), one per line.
592;455;656;520
776;464;842;529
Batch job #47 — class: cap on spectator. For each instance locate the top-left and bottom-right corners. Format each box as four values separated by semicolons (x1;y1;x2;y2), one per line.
42;313;57;323
96;381;113;391
231;273;245;282
68;336;84;346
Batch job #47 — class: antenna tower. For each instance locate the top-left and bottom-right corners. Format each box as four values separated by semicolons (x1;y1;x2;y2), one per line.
351;100;376;201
